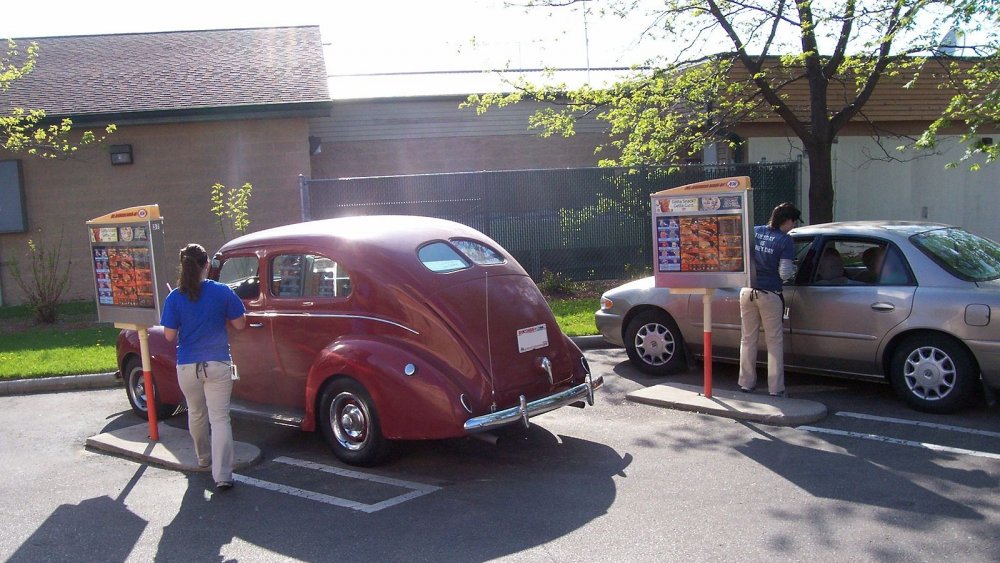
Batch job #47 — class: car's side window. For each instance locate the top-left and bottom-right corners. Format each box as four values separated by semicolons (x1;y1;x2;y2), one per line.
805;238;914;286
874;245;915;286
270;254;352;298
218;256;260;300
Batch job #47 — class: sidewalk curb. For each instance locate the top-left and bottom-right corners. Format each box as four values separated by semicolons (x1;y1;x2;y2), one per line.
0;372;120;396
627;382;828;426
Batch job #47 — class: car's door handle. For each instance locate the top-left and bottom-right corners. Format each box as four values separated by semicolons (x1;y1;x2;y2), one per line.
249;322;264;328
302;301;314;307
871;302;895;311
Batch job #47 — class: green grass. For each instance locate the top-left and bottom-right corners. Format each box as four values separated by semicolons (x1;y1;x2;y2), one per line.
549;296;601;337
0;301;119;380
0;296;601;380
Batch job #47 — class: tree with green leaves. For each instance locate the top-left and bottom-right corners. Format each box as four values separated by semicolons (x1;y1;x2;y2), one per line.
2;39;116;157
210;182;254;241
466;0;999;223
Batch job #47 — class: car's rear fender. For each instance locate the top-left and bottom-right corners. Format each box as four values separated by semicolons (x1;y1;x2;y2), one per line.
303;337;473;440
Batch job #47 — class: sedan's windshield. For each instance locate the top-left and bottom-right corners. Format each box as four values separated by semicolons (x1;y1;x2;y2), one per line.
910;228;1000;282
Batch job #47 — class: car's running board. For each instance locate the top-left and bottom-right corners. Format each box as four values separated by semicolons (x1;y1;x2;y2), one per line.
230;400;304;427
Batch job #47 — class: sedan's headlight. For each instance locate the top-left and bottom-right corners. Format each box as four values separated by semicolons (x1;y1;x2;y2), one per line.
600;296;613;311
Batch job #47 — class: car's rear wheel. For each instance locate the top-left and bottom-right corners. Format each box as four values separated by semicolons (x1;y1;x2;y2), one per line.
889;334;978;413
319;378;389;466
124;357;176;420
624;309;685;376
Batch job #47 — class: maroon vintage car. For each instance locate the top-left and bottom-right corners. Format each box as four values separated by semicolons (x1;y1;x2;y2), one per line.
117;215;603;465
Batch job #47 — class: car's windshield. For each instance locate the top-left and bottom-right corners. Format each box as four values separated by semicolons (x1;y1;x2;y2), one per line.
910;228;1000;282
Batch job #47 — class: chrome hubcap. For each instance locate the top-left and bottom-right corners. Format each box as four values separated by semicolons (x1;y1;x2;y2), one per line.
330;392;370;451
130;369;148;411
635;323;675;366
902;346;955;401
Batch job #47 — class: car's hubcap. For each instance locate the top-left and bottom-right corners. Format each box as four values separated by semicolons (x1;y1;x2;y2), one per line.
130;370;148;411
331;392;369;451
902;346;956;400
635;323;675;366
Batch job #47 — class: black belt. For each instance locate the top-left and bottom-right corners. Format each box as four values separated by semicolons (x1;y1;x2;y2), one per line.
749;288;785;309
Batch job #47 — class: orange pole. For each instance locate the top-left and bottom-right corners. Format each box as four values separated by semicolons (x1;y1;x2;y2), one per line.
702;290;714;398
138;328;159;441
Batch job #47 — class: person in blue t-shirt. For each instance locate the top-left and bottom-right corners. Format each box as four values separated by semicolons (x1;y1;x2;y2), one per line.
160;243;246;490
738;202;801;398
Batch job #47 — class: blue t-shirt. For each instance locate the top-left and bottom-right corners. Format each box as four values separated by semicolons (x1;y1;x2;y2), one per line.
751;225;794;292
160;280;246;365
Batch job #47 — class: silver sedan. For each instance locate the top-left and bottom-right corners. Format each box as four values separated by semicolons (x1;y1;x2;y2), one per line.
596;221;1000;413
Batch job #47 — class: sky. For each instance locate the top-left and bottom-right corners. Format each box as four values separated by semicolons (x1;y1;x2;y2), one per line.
0;0;660;98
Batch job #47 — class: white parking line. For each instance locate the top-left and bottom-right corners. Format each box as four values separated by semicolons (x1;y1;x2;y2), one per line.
836;411;1000;438
798;426;1000;460
232;456;441;513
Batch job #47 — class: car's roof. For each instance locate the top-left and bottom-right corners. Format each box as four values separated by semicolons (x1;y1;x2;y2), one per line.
790;220;955;239
221;215;490;252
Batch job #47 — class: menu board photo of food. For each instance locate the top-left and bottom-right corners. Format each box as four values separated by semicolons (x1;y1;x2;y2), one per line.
92;245;155;308
657;214;743;273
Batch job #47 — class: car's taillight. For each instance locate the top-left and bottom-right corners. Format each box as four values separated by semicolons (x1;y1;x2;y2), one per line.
600;296;613;311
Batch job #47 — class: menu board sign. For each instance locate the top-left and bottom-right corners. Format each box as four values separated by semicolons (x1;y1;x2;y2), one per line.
651;177;753;289
87;205;167;326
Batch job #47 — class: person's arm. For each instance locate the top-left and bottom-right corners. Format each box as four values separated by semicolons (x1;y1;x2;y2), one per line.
163;327;177;342
228;315;246;331
226;287;248;331
779;259;796;281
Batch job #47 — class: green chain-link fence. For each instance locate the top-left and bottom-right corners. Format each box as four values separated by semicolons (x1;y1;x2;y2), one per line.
303;162;799;281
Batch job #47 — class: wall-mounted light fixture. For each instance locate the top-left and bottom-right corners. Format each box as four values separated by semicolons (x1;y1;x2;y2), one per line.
110;144;133;165
308;136;322;155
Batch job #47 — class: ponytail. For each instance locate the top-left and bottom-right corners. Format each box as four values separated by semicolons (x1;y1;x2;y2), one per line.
177;243;208;301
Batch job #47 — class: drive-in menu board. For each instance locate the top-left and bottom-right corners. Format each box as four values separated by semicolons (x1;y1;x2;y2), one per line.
651;177;753;289
91;227;155;307
656;204;744;273
87;205;167;326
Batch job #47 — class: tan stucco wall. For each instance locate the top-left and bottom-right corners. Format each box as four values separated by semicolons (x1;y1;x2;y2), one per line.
0;117;312;306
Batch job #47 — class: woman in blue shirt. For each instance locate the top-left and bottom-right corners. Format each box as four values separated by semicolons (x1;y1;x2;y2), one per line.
738;202;801;397
160;243;246;490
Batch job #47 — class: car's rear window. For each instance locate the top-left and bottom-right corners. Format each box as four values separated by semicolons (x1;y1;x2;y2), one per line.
910;228;1000;282
418;242;471;273
451;239;505;265
418;239;506;273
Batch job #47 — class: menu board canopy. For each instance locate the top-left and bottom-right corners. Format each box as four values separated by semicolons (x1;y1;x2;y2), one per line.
87;205;167;327
651;177;753;289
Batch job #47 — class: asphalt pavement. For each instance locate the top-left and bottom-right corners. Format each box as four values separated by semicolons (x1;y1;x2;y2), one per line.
4;334;827;472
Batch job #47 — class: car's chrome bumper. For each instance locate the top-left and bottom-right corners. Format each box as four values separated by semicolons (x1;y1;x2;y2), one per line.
463;371;604;433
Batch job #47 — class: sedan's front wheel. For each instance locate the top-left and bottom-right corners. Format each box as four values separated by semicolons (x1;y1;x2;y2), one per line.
624;309;685;376
889;334;978;414
319;378;389;466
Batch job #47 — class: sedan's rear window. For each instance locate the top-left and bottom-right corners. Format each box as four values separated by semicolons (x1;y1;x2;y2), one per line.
451;239;505;265
910;228;1000;282
418;242;471;273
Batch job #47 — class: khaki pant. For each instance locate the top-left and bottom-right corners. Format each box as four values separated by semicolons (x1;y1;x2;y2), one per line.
738;288;785;394
177;361;234;483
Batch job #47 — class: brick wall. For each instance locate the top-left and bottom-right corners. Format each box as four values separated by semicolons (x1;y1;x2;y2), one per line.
0;117;312;306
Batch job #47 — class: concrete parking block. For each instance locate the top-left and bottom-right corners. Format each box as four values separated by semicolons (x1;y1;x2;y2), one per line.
627;382;828;426
86;422;261;472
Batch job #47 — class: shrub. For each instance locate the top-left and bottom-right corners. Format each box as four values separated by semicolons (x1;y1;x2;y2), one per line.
537;269;578;298
7;233;71;323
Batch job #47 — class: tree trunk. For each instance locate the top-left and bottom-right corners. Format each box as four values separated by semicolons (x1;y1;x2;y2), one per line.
806;141;835;224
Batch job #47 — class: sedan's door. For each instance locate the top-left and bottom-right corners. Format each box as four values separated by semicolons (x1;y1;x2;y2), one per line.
215;253;283;403
787;238;915;376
